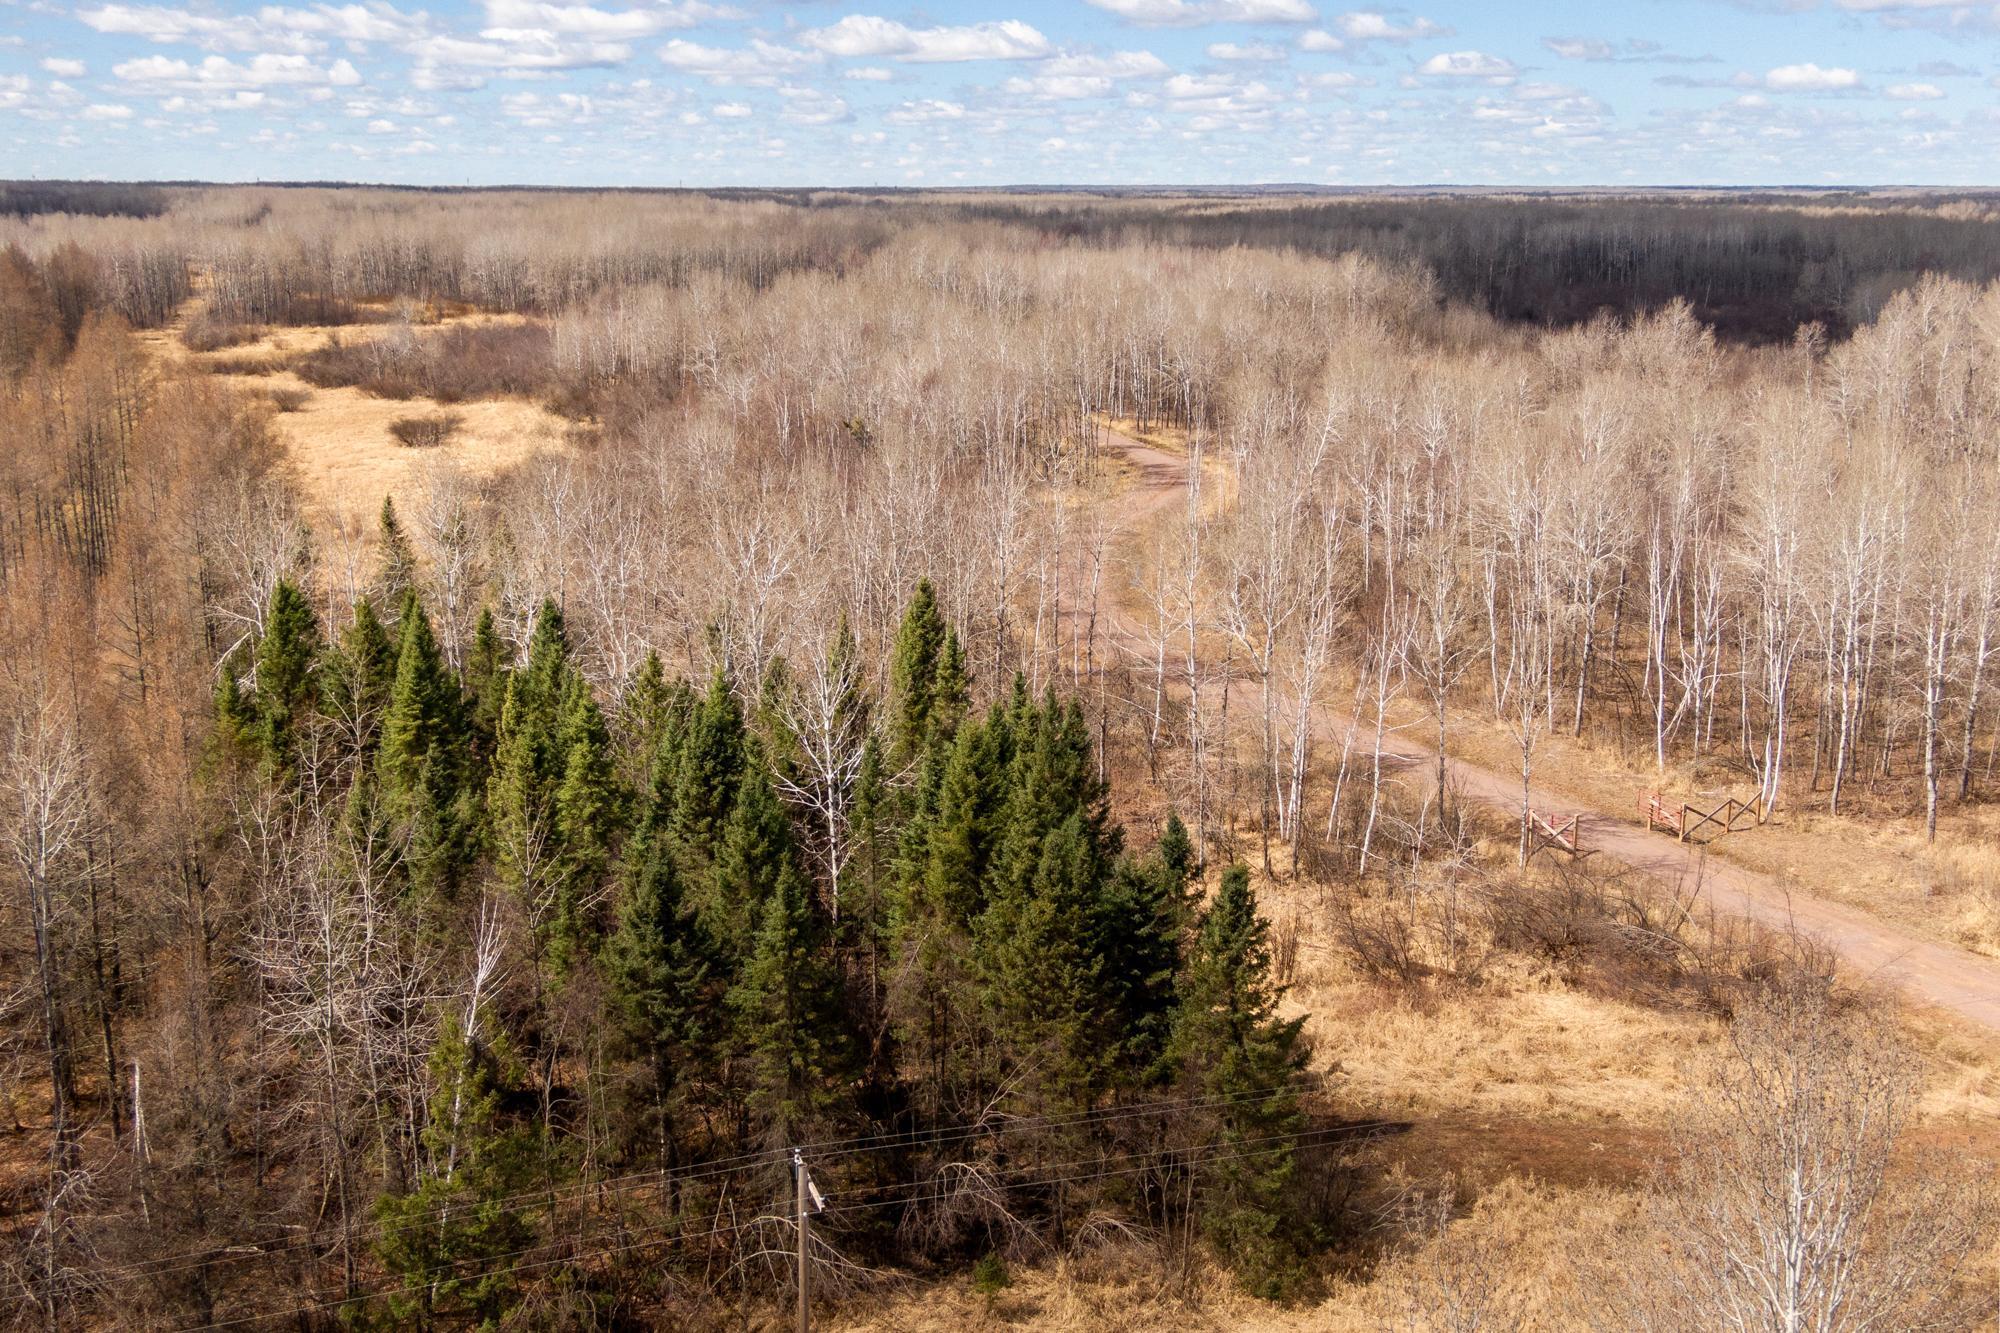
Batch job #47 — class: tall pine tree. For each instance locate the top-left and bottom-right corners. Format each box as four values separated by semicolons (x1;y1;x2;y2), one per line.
1164;865;1311;1297
321;596;397;764
728;857;850;1148
376;496;420;616
373;1009;541;1327
604;836;711;1172
254;577;322;777
376;594;472;902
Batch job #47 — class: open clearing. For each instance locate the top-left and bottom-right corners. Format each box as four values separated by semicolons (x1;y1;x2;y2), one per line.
137;300;572;530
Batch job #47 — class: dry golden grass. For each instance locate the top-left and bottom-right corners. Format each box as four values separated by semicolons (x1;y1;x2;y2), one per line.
830;1249;1308;1333
134;292;569;529
1309;1176;1638;1332
1309;980;1706;1124
195;308;535;364
829;1180;1643;1331
214;370;569;527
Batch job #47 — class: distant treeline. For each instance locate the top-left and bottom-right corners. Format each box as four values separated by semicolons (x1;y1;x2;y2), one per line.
0;180;172;219
957;195;2000;342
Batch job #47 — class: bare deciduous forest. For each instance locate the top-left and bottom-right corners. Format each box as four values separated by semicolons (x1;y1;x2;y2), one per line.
5;182;2000;1330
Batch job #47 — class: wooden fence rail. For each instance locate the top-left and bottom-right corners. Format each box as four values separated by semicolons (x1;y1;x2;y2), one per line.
1640;791;1765;844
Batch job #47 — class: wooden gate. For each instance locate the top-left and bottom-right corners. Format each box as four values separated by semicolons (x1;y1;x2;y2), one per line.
1526;806;1582;859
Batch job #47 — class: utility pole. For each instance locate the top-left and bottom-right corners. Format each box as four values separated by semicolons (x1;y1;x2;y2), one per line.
793;1148;809;1333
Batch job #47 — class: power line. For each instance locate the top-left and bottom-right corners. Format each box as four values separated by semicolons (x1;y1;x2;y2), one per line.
74;1084;1316;1292
173;1120;1376;1333
803;1082;1324;1162
59;1147;787;1291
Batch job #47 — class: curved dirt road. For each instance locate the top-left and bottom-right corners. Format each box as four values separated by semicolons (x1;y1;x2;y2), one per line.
1091;423;2000;1033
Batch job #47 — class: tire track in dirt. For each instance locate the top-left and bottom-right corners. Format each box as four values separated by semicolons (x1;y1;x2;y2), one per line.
1089;422;2000;1033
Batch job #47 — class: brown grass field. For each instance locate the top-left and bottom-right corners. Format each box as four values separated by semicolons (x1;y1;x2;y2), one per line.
135;298;571;531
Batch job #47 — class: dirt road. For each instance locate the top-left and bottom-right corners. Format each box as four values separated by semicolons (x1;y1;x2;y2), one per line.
1091;423;2000;1033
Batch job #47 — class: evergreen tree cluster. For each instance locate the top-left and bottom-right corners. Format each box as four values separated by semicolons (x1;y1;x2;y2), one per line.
214;527;1319;1318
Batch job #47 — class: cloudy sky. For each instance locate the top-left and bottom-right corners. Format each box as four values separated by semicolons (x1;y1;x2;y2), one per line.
2;0;1998;186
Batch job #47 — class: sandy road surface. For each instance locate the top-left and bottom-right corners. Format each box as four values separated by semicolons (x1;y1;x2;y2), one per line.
1090;423;2000;1033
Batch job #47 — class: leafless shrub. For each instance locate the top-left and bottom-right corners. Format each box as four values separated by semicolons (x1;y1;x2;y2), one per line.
1334;864;1497;989
1271;909;1302;987
266;386;309;413
295;322;553;402
1389;1179;1522;1333
179;313;265;352
1594;983;1991;1331
1334;888;1433;987
388;412;463;449
897;1160;1039;1261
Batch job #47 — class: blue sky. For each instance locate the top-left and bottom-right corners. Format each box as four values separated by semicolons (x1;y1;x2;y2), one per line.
3;0;1998;185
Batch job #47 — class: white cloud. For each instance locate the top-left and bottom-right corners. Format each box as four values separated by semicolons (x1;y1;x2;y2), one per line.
1301;70;1370;90
1884;81;1944;99
114;53;364;92
42;58;88;78
1418;50;1516;80
1543;37;1614;61
0;76;28;112
1046;51;1170;78
1084;0;1317;29
712;100;751;116
162;90;267;110
658;37;820;82
799;16;1051;63
885;98;966;123
843;66;894;81
409;33;630;72
81;2;426;54
478;0;740;37
276;3;429;44
1336;10;1445;42
1765;62;1861;91
1295;30;1343;51
1162;70;1283;114
1004;73;1113;99
779;85;849;124
1208;40;1285;60
83;103;135;119
499;90;613;123
81;5;294;53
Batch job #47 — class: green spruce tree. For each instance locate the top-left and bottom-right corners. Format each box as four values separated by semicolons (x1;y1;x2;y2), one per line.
728;858;849;1147
604;832;711;1172
463;606;508;753
887;579;947;769
547;671;620;971
666;670;747;887
376;595;472;901
703;756;795;965
373;1010;541;1328
974;812;1109;1114
253;577;322;777
1164;865;1311;1297
376;496;420;616
321;596;398;763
